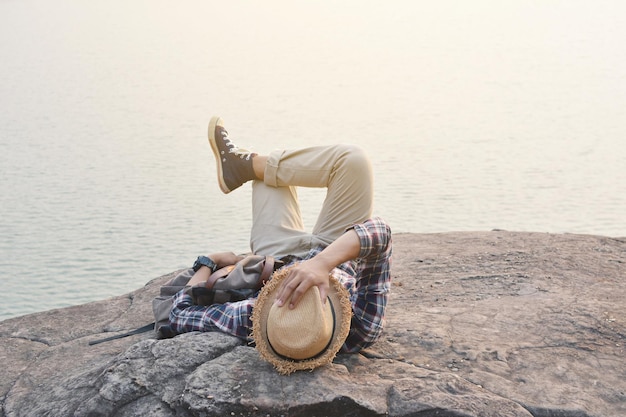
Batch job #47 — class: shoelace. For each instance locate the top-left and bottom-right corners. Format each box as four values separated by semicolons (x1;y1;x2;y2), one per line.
221;130;254;161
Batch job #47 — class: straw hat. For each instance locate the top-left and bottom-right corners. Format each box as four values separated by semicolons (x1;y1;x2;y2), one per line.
251;266;352;375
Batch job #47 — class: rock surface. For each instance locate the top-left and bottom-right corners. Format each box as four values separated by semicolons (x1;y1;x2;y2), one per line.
0;231;624;417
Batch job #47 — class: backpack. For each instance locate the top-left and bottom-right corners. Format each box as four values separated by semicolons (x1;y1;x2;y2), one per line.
152;255;278;339
88;255;279;345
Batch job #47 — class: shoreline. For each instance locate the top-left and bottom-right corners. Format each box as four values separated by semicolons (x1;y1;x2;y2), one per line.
1;229;624;324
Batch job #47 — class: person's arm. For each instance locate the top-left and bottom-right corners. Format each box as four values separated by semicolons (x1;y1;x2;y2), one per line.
187;252;244;287
274;229;361;309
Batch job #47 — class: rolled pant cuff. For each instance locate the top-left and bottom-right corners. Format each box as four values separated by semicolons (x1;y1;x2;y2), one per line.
264;149;285;187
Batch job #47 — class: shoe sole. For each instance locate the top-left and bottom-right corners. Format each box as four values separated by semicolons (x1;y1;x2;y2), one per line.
208;116;231;194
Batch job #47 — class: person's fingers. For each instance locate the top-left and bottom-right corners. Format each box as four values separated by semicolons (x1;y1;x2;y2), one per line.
275;269;299;307
288;280;309;309
275;263;330;308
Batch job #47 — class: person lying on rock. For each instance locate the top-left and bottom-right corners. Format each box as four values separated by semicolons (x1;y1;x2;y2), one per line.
168;116;392;374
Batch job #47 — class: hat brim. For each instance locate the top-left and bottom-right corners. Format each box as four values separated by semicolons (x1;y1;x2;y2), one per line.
251;266;352;375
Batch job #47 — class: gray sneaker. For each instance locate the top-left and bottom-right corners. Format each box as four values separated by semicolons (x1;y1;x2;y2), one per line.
208;116;257;194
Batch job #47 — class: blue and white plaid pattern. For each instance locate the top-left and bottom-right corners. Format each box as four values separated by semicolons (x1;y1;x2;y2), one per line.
169;217;392;352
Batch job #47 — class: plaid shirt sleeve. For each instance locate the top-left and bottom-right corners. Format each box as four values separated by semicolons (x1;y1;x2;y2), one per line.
169;289;255;340
340;216;392;353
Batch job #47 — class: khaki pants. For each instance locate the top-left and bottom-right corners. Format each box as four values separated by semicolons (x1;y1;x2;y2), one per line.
251;144;373;257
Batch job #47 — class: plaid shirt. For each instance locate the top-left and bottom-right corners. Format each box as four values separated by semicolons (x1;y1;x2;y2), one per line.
169;217;392;353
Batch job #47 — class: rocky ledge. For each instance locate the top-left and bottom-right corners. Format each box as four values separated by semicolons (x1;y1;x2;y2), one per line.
0;231;624;417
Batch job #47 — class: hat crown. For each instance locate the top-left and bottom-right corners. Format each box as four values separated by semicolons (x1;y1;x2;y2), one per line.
266;286;334;360
251;266;352;375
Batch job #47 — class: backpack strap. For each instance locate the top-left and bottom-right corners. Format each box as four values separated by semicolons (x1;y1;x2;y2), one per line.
205;265;236;289
259;256;275;286
88;322;155;345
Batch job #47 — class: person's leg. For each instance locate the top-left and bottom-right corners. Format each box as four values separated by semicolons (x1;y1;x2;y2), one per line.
250;180;314;257
209;117;374;255
264;144;374;245
251;144;373;257
209;116;314;256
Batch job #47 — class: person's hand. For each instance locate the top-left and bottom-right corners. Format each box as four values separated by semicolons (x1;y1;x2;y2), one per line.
274;229;361;309
274;258;331;309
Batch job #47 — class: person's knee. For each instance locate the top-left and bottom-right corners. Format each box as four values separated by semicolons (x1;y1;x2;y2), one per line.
338;144;371;172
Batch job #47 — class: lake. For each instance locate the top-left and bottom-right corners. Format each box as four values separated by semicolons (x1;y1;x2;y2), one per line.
1;0;625;320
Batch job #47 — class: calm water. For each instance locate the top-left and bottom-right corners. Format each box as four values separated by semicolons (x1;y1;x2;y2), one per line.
1;0;625;320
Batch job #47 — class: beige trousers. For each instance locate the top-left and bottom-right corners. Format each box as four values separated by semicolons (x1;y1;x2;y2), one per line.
250;144;373;258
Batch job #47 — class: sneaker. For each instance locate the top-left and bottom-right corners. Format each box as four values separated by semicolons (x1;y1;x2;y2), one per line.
208;116;257;194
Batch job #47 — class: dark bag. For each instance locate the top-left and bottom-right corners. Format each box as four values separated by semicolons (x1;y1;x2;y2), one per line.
152;255;278;339
88;255;279;345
